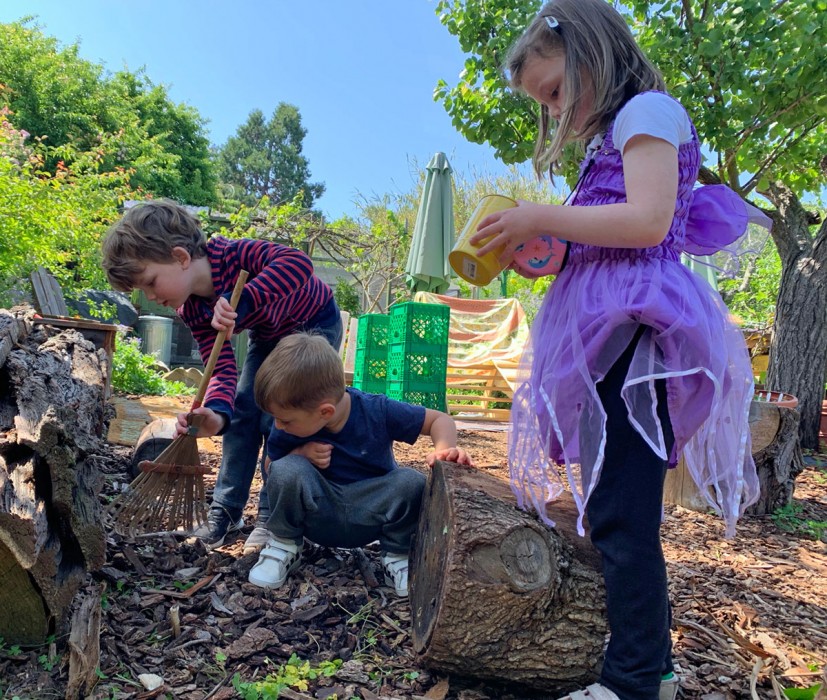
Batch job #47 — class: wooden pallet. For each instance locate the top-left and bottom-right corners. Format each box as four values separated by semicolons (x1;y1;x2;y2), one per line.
447;361;518;422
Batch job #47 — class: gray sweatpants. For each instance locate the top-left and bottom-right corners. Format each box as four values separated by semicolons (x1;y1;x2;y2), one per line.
264;454;426;554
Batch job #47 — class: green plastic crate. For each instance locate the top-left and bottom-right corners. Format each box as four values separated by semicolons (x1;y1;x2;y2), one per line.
352;356;388;394
388;302;450;349
386;381;447;411
353;314;389;394
387;344;448;383
356;314;390;350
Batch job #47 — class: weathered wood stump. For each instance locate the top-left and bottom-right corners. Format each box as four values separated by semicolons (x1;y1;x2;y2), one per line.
0;307;107;644
664;400;802;515
746;401;803;515
410;461;606;693
130;417;177;479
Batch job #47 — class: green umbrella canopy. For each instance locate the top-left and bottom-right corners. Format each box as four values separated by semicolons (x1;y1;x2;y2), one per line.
405;152;455;294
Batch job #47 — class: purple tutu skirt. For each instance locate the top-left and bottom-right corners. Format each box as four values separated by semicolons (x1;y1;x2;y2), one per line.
508;247;760;538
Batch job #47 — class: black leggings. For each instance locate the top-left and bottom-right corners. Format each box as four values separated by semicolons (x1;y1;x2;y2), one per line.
586;329;675;700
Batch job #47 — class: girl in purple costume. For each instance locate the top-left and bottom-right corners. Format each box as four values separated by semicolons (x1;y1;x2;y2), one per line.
471;1;765;699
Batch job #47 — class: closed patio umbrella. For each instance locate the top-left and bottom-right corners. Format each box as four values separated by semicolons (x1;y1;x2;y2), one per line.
405;152;455;294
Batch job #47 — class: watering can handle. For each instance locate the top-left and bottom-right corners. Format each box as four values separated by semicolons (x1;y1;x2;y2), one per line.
191;270;249;410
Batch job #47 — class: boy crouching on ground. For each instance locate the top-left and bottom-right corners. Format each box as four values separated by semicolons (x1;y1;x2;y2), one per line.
248;332;473;597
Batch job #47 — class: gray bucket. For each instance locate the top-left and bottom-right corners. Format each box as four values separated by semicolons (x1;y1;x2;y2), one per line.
135;315;173;366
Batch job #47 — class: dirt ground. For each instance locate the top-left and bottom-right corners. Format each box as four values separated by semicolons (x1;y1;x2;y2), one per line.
1;424;825;700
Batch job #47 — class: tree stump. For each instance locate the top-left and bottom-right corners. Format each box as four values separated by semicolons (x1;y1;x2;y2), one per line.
663;400;802;515
410;461;606;693
746;401;803;515
130;417;178;479
0;307;107;644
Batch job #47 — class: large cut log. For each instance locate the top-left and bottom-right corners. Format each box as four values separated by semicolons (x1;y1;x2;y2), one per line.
664;400;802;515
410;461;606;693
0;307;107;644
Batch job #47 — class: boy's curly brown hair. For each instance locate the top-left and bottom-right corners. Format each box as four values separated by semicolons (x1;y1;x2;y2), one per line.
101;200;208;291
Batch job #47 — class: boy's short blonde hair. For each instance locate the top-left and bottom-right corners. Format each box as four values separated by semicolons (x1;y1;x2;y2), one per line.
101;199;208;291
255;333;345;411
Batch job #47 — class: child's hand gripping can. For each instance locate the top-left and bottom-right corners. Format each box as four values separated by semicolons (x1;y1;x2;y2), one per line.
449;194;516;286
449;194;569;286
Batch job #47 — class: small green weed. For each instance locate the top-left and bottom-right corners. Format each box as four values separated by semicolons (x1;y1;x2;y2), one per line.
771;502;827;541
811;470;827;486
231;654;342;699
38;652;57;671
783;683;823;699
0;636;22;658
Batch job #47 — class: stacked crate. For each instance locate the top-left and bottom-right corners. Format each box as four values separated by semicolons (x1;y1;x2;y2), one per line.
386;302;451;411
352;314;390;394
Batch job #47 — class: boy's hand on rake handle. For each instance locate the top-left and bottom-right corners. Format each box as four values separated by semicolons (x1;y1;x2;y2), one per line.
175;408;226;438
211;295;238;334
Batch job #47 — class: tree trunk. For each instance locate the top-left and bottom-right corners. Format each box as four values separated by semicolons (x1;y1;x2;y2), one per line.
0;308;107;644
765;182;827;449
664;400;801;515
410;460;606;693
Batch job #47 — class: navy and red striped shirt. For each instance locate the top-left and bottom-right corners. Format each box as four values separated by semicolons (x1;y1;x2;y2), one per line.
179;236;333;419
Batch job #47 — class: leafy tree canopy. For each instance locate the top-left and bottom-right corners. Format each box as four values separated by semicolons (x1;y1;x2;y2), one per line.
0;19;217;205
0;109;136;305
217;104;324;209
435;0;827;198
434;0;827;447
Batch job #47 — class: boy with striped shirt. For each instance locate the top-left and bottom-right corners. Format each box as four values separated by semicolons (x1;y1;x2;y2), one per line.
102;200;341;549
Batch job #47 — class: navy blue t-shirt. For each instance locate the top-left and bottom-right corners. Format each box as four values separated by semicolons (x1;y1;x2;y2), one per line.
265;388;427;484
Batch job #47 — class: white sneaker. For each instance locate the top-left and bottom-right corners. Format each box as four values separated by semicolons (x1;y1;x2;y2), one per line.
248;537;303;589
381;553;409;598
243;525;272;555
659;668;680;700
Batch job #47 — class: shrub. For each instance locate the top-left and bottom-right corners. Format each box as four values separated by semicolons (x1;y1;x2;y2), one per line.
112;334;194;396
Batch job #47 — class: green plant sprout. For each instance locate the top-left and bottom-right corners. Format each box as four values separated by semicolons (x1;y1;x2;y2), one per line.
771;502;827;541
231;654;343;700
783;682;823;700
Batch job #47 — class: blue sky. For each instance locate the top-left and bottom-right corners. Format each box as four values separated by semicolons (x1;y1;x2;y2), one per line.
0;1;523;220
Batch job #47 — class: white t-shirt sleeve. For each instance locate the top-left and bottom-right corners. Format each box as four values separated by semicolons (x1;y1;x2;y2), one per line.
612;92;692;153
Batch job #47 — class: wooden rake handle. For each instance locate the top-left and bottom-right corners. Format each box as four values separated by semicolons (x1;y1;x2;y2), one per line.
191;269;249;410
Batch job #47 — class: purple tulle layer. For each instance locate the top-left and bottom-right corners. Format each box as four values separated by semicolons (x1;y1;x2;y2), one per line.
508;253;761;538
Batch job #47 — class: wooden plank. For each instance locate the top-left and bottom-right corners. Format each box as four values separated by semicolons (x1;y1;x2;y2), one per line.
30;266;69;317
447;379;513;390
343;317;359;374
106;417;149;447
337;310;350;356
109;396;152;421
446;361;502;370
448;407;512;421
448;394;513;404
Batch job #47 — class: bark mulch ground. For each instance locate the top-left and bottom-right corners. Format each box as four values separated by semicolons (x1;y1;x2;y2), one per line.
1;428;825;700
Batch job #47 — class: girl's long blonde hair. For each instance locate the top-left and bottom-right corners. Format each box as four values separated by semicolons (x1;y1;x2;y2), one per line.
506;0;666;178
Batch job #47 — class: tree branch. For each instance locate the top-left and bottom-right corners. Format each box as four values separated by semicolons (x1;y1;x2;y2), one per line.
727;91;822;170
742;118;821;193
698;165;721;186
680;0;695;31
766;181;814;258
